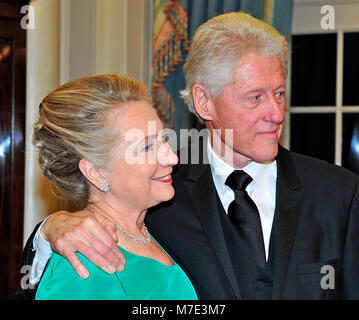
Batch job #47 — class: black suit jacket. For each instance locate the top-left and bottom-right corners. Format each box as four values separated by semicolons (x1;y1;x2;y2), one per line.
146;144;359;299
21;144;359;299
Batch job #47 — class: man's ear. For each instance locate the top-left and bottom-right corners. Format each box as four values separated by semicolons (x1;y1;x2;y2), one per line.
192;84;214;121
78;158;104;190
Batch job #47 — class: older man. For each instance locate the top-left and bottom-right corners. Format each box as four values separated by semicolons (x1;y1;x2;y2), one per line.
23;12;359;299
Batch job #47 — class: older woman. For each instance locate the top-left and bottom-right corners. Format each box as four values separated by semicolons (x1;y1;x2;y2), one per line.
33;74;197;300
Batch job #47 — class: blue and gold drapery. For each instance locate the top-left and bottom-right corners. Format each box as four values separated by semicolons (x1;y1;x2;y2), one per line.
152;0;294;133
152;0;190;130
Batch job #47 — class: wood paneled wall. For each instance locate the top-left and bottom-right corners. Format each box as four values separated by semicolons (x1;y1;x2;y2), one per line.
0;0;27;299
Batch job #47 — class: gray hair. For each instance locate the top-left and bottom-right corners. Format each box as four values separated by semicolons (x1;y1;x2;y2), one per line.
180;12;288;122
33;74;148;201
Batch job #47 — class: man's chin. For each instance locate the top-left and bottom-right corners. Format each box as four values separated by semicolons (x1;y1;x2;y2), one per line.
253;145;279;164
229;143;279;167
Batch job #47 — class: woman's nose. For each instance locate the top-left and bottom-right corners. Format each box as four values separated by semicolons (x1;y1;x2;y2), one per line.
158;143;178;166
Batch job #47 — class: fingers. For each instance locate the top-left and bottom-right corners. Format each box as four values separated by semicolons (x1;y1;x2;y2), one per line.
64;250;90;279
85;217;116;249
55;227;122;277
92;213;126;271
73;222;125;273
46;211;126;276
62;247;118;278
103;224;126;271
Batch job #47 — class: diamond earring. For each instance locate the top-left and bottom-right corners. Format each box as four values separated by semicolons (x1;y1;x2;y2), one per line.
100;180;110;193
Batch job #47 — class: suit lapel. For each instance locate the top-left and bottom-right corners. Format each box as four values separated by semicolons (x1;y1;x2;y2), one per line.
180;141;302;299
183;160;242;299
272;146;304;299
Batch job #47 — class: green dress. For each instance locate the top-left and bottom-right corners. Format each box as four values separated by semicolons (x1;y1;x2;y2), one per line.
35;242;198;300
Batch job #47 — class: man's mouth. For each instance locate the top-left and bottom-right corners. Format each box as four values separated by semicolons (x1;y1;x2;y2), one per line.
258;129;278;138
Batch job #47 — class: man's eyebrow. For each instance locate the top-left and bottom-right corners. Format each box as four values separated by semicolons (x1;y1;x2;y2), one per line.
275;83;286;90
244;83;286;94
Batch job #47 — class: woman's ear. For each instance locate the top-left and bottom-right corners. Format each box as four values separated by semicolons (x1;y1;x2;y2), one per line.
78;158;103;190
191;84;214;121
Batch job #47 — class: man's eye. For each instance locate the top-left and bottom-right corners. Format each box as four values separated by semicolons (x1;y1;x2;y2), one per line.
275;91;286;102
249;95;261;101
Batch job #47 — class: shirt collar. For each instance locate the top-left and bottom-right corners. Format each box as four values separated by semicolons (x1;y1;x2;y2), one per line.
207;137;277;192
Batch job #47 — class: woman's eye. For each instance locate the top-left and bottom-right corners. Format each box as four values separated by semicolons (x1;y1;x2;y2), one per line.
144;144;154;152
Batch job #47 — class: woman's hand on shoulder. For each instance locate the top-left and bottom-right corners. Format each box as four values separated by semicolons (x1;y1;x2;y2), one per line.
40;210;126;278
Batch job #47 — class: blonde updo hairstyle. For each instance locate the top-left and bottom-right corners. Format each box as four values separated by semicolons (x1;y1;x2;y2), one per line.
180;12;288;122
33;74;148;202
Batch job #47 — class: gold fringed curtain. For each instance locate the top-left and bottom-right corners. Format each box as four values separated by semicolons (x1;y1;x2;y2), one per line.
152;0;189;128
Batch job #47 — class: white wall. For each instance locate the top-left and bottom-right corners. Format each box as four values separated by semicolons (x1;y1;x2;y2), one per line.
24;0;62;244
24;0;152;244
61;0;152;84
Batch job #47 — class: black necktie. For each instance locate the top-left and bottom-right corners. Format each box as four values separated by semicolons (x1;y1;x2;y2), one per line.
225;170;266;269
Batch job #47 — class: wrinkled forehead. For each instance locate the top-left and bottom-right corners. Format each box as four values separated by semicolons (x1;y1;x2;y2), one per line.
231;54;286;89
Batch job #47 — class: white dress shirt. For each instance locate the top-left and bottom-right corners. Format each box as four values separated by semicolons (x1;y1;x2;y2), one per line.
207;140;277;260
29;218;52;286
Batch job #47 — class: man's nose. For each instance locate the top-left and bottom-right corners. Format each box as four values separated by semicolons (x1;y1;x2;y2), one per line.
264;94;285;124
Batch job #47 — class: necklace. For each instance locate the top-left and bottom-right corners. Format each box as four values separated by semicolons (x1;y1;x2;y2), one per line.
84;204;151;244
116;224;151;244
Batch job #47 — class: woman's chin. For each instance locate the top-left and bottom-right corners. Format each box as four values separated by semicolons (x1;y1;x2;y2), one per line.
150;189;175;207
